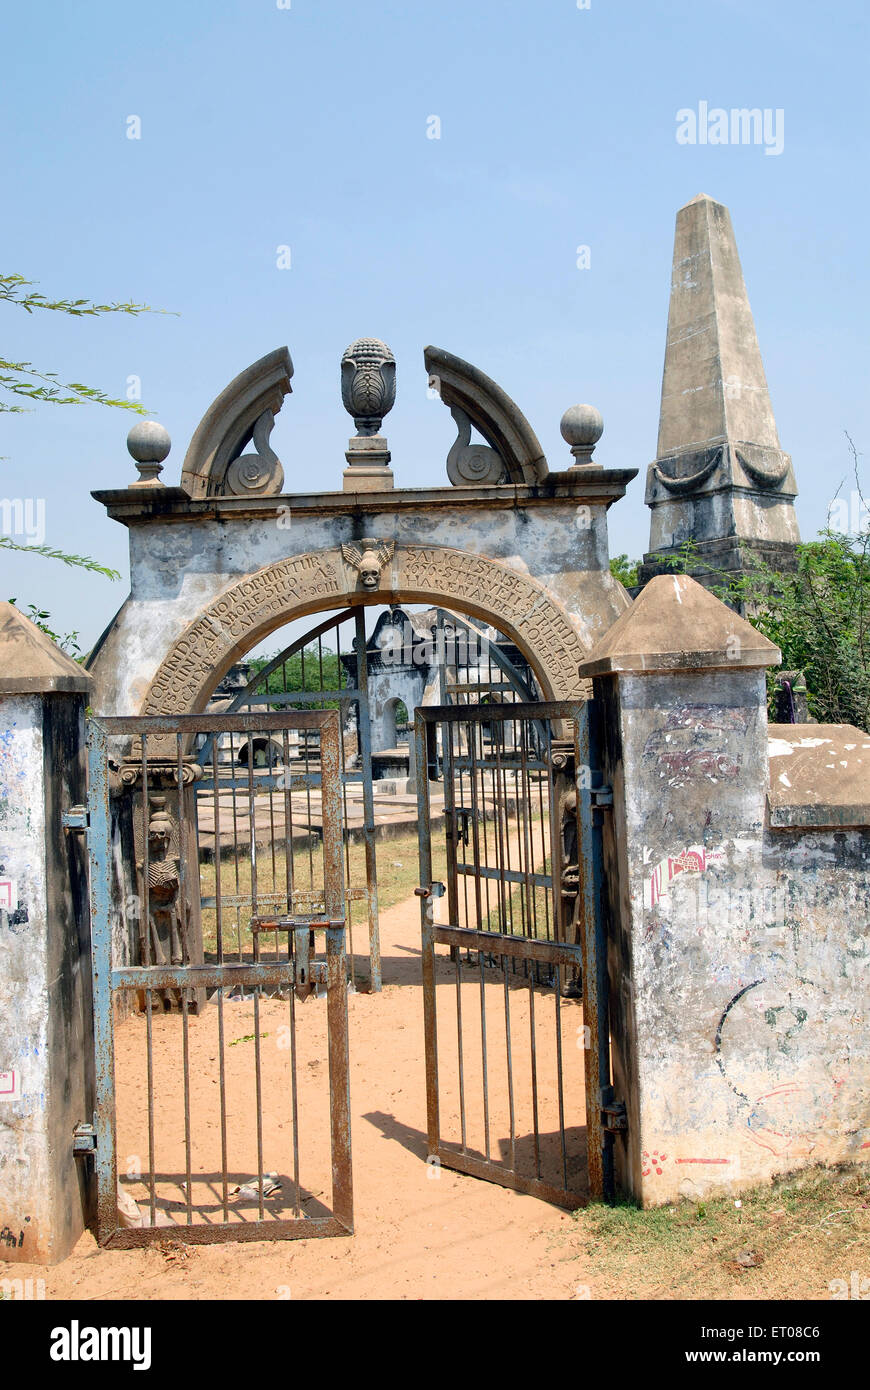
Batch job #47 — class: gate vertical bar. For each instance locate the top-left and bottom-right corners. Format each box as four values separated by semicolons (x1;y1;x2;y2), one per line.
415;713;440;1156
321;709;353;1230
443;727;460;936
575;700;611;1201
326;926;353;1232
85;718;119;1245
321;711;346;923
353;607;381;991
590;696;615;1203
547;722;565;948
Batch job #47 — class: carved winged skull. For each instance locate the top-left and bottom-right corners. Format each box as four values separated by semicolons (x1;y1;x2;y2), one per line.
341;538;395;589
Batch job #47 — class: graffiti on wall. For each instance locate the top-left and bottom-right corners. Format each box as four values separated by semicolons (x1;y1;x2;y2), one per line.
644;844;727;911
643;704;749;788
715;977;866;1157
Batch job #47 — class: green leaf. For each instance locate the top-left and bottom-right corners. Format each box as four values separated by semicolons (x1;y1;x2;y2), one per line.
0;538;120;580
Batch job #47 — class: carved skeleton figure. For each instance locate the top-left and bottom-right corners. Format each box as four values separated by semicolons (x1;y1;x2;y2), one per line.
137;796;190;1009
552;744;583;1000
341;538;395;590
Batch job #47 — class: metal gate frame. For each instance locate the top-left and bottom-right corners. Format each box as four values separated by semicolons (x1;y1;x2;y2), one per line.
415;699;614;1205
216;608;381;991
85;709;353;1247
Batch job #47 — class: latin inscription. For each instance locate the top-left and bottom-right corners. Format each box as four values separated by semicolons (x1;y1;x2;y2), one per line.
143;546;585;713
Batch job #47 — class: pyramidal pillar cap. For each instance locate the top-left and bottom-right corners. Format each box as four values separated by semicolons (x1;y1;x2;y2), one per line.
577;574;781;677
0;603;93;694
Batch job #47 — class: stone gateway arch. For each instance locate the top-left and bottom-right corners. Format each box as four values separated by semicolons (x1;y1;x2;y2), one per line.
127;545;590;720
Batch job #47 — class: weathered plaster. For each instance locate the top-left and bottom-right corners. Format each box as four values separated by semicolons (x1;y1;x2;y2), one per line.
0;696;49;1258
0;690;93;1264
767;723;870;827
597;666;869;1204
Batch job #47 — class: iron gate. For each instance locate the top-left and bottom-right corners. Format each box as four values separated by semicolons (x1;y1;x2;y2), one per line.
415;700;614;1207
84;709;352;1246
216;608;381;991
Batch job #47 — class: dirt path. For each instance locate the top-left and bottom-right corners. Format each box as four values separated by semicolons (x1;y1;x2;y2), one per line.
4;892;591;1301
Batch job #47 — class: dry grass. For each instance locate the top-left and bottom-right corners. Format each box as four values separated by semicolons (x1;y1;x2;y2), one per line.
559;1164;870;1300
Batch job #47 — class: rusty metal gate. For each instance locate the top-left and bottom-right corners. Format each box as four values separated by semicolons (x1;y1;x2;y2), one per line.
82;709;352;1246
415;700;616;1207
214;608;381;991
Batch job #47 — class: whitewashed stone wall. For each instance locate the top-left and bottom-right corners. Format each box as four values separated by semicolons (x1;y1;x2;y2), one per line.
0;692;92;1263
598;667;870;1205
0;696;52;1257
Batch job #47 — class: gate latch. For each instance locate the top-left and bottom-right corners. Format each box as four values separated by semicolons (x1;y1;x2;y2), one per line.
590;786;613;809
73;1122;97;1156
602;1100;628;1133
455;808;473;845
415;883;446;900
62;806;89;833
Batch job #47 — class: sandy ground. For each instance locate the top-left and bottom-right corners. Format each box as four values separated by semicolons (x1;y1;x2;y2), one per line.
4;892;591;1301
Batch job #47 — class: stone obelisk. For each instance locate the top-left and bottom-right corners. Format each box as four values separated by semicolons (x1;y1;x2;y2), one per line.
638;194;799;592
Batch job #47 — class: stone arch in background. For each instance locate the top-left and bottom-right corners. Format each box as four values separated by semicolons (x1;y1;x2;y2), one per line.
380;695;405;750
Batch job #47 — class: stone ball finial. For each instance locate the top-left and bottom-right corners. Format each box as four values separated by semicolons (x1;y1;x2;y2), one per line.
560;404;603;466
341;338;396;437
127;420;171;463
127;420;171;488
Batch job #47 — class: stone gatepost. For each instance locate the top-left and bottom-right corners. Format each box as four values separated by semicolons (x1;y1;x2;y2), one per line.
0;605;94;1263
578;574;782;1206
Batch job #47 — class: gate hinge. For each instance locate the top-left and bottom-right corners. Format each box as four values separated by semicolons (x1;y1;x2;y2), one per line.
602;1101;628;1133
63;806;89;833
590;786;613;809
73;1122;97;1155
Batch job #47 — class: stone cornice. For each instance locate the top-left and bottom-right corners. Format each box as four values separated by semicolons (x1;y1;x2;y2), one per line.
92;470;638;527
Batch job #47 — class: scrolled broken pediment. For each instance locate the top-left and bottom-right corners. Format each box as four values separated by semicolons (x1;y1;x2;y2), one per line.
424;345;548;486
181;347;293;498
446;405;506;485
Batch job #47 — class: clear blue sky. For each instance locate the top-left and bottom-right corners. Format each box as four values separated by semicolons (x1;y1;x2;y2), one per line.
2;0;868;650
